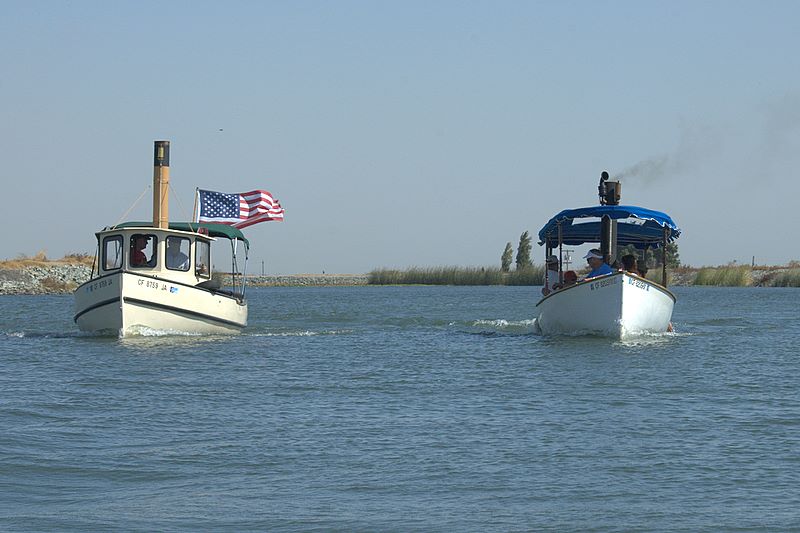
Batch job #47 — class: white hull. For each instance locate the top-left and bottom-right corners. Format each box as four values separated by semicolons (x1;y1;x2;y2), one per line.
74;271;247;336
535;272;674;338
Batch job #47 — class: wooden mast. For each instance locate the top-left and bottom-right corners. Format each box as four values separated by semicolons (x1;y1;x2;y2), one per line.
152;140;170;229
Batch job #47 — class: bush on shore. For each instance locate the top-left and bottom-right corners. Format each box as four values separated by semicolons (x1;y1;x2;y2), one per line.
694;266;752;287
0;252;94;269
769;269;800;287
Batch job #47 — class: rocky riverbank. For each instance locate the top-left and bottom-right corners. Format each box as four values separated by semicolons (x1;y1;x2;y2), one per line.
0;265;368;295
0;264;93;295
244;274;369;287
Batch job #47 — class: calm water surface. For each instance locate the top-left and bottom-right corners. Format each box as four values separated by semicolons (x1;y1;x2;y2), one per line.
1;286;799;531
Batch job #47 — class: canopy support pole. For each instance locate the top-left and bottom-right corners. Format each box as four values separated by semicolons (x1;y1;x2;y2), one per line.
600;215;617;266
662;228;668;287
558;222;564;284
544;243;550;290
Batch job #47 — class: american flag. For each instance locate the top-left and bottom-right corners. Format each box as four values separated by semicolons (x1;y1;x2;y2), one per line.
196;189;285;229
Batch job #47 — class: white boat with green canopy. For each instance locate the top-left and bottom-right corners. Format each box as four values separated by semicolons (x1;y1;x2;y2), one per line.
74;142;250;336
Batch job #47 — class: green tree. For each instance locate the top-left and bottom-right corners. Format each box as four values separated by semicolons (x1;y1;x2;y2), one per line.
617;244;643;264
665;242;680;268
501;242;513;272
616;242;680;268
516;231;532;270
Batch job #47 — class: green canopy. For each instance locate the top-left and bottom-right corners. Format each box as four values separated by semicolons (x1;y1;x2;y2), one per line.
112;221;249;249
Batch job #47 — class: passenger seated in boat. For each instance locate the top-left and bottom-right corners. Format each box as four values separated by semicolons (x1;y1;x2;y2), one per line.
620;254;637;273
583;248;613;279
542;255;560;295
553;270;578;290
637;262;649;278
166;237;190;271
131;236;149;267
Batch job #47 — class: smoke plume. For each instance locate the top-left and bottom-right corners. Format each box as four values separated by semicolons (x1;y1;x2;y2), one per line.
614;155;677;183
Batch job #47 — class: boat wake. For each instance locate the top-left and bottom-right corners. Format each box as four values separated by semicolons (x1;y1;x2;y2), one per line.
250;329;353;337
126;326;207;337
456;318;539;336
2;330;94;339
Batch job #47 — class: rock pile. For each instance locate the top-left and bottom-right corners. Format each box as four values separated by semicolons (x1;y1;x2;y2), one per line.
0;264;92;295
244;274;369;287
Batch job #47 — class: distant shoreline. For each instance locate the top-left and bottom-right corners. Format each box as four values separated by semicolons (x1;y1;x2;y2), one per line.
245;274;369;287
1;262;798;295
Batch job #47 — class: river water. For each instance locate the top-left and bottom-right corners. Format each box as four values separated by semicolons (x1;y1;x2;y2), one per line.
1;286;798;531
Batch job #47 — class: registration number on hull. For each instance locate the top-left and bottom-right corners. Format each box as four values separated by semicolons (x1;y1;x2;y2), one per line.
590;276;619;291
627;277;650;291
138;279;179;294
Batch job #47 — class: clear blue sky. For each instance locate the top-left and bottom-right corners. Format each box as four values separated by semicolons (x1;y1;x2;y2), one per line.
2;1;799;273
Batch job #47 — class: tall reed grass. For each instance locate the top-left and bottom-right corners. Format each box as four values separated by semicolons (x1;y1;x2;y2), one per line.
367;266;545;286
769;269;800;287
693;266;752;287
641;269;672;285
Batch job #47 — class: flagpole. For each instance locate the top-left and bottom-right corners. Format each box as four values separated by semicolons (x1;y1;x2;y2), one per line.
192;188;199;223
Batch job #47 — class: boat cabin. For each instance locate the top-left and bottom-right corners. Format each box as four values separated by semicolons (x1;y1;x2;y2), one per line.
89;221;249;295
96;227;212;280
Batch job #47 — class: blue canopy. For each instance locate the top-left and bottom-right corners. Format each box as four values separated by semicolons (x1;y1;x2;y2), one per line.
537;205;680;249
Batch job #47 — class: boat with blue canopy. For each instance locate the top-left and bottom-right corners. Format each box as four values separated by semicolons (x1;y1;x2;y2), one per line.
534;172;680;338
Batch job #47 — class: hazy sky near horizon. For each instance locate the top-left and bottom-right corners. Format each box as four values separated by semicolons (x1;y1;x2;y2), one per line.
2;1;799;273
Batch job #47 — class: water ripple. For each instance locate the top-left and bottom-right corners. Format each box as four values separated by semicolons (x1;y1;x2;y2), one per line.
1;286;799;531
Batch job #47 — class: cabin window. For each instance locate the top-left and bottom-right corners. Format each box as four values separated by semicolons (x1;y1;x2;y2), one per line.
103;235;123;271
166;236;191;272
195;240;210;278
130;234;157;268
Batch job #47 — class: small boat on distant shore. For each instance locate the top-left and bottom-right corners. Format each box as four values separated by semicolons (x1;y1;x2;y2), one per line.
534;172;680;338
74;141;282;336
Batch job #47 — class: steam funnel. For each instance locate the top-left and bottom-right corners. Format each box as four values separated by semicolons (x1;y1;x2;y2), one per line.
598;170;621;206
152;141;170;228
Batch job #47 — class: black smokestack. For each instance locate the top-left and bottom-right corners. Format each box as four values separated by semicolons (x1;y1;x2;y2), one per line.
598;170;621;205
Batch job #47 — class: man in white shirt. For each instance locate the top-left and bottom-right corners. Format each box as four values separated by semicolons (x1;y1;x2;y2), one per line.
166;238;190;270
542;255;560;295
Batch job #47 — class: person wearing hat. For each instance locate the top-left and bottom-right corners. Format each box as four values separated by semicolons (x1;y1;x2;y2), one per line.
542;255;560;295
583;248;613;279
130;235;150;267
